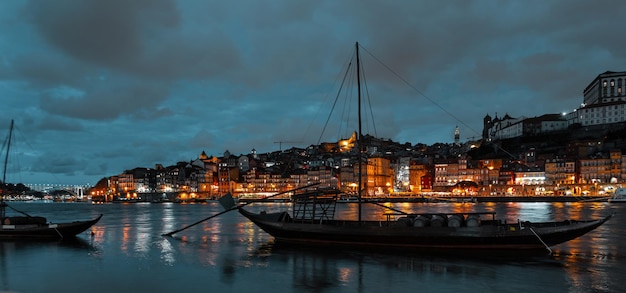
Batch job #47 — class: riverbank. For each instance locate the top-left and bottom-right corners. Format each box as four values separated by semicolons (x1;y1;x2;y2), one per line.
236;195;611;204
369;196;610;203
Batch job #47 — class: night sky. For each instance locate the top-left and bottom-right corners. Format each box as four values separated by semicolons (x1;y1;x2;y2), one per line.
2;1;625;185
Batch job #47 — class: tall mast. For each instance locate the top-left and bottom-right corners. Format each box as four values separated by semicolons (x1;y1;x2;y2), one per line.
2;120;13;185
1;119;14;218
355;42;363;223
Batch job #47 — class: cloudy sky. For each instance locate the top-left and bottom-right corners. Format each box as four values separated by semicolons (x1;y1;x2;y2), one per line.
1;1;625;185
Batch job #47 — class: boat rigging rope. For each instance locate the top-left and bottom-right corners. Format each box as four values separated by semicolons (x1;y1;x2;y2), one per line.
359;45;517;159
318;58;353;145
528;225;552;254
53;226;63;240
317;45;379;145
5;203;33;217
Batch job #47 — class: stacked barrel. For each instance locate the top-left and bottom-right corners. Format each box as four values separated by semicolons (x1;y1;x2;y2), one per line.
396;213;482;228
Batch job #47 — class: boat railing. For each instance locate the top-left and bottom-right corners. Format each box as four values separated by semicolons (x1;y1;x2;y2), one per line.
292;190;339;223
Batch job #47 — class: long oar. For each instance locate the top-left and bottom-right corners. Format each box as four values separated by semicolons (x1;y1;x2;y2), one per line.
366;200;411;215
161;205;238;237
161;183;319;237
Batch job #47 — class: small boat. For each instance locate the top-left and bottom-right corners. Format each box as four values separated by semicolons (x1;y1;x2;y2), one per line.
608;188;626;203
234;43;612;252
0;208;102;240
0;120;102;240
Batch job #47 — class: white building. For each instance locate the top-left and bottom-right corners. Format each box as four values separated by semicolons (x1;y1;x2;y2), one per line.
486;113;525;140
568;101;626;126
488;71;626;139
583;71;626;106
567;71;626;126
485;113;567;141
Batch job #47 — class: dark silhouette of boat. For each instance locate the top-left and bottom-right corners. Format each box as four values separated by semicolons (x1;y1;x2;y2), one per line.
0;208;102;240
0;120;102;240
237;191;611;251
233;43;612;252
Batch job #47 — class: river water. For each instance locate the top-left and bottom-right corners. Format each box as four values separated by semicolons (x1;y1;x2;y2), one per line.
0;201;623;293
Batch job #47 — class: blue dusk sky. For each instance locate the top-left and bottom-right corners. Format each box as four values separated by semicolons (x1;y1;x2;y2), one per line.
1;1;625;185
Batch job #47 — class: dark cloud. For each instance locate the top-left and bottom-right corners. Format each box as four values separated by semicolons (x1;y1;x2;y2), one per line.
2;0;626;184
189;129;217;149
28;0;173;71
23;0;241;82
30;153;84;176
39;82;171;120
38;116;85;132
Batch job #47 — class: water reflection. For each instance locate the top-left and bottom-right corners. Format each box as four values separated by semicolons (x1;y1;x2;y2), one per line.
254;240;569;292
551;203;622;292
1;201;621;293
0;238;99;291
157;238;176;265
237;202;620;292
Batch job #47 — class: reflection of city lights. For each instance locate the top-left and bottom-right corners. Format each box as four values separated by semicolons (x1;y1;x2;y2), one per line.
121;226;130;252
451;202;475;214
90;226;105;243
338;267;354;283
134;211;151;255
158;238;176;265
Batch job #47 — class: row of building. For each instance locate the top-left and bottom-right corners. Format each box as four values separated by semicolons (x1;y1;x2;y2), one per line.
90;71;626;200
92;139;625;200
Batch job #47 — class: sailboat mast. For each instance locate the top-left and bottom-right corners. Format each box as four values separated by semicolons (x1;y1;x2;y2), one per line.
355;42;363;223
1;119;13;218
2;120;13;185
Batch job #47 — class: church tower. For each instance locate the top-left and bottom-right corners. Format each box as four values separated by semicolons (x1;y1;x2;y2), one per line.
482;113;492;141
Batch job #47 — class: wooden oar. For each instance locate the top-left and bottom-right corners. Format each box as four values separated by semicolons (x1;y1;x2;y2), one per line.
161;206;238;237
161;183;319;237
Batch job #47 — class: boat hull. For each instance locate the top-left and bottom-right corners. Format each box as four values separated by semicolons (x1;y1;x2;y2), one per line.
609;188;626;202
0;214;102;240
238;209;611;250
608;196;626;203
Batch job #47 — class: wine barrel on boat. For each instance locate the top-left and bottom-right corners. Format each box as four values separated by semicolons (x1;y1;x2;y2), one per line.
448;214;464;227
413;215;430;227
396;216;412;226
466;214;481;227
430;214;447;227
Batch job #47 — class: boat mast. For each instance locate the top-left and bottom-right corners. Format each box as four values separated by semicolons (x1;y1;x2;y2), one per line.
1;119;14;218
355;42;363;224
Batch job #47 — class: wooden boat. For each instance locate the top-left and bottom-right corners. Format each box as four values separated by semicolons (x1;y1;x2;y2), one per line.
237;191;611;251
0;120;102;240
234;43;612;252
0;208;102;240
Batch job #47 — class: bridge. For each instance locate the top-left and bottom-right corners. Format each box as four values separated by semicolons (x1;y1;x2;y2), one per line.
25;184;89;199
